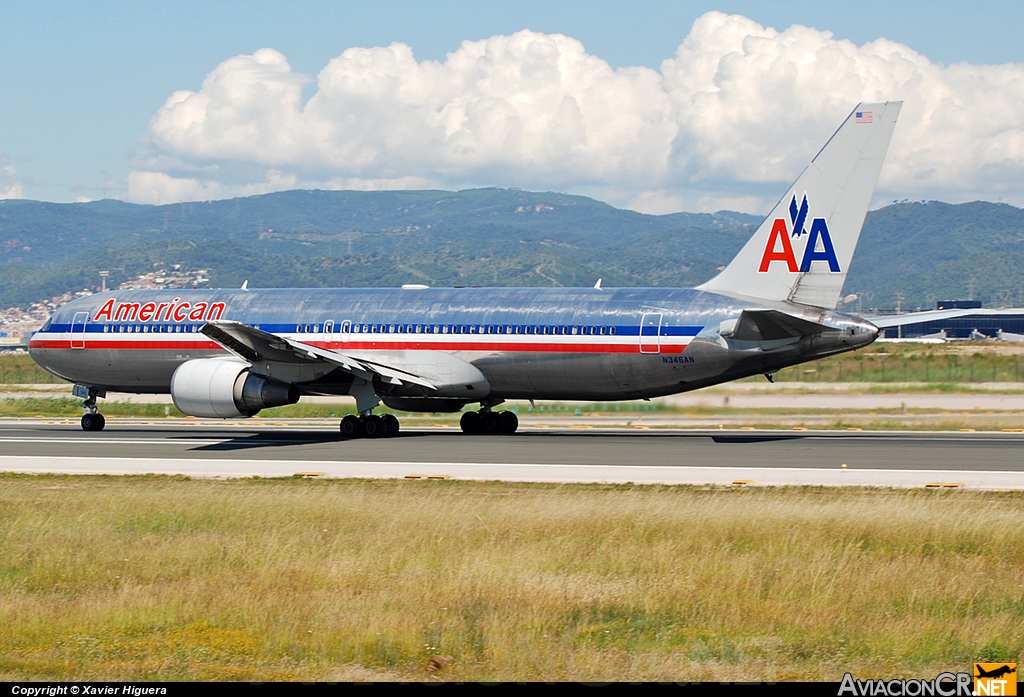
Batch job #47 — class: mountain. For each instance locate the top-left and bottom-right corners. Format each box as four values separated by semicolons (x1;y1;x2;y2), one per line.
0;189;758;308
2;190;1023;311
843;201;1024;309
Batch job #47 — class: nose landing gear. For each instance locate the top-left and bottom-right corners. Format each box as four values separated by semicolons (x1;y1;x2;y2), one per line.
340;412;401;439
74;385;106;431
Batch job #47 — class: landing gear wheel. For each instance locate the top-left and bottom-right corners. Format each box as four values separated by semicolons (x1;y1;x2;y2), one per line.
501;411;518;434
363;414;384;438
481;411;502;435
382;414;400;437
340;414;363;439
81;413;105;432
460;411;481;435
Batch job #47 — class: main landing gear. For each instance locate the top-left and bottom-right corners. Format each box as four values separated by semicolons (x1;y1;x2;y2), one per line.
460;409;518;435
74;384;106;432
340;412;400;439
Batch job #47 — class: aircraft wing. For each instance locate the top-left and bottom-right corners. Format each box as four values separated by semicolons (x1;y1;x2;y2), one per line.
865;308;982;328
201;321;437;389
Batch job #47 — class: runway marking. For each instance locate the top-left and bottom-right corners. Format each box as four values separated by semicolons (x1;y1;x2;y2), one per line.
2;455;1023;489
0;437;229;446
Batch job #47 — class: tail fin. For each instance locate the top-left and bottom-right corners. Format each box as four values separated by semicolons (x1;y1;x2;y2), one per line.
697;101;901;309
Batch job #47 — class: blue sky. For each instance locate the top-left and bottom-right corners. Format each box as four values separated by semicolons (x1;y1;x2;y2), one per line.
3;1;1023;211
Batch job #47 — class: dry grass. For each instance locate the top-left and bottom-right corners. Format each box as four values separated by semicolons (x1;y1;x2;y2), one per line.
0;475;1021;682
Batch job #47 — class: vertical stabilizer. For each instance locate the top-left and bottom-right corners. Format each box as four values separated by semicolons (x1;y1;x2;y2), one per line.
697;101;901;309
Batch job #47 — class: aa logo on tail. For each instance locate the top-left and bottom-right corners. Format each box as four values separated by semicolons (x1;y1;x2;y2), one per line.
758;194;841;273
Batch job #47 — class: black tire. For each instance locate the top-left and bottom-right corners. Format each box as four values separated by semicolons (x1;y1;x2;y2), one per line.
460;411;481;435
500;411;518;434
363;414;383;438
382;414;400;437
340;414;363;439
481;411;502;434
81;413;104;431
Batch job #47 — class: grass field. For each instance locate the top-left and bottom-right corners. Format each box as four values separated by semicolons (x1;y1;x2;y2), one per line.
1;475;1021;681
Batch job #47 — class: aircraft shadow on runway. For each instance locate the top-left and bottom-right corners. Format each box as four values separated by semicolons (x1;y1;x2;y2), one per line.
171;429;811;452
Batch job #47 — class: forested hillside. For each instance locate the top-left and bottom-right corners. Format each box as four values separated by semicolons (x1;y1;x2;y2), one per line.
2;190;1022;310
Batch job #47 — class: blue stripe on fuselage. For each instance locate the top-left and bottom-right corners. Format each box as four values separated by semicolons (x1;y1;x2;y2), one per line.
42;286;733;339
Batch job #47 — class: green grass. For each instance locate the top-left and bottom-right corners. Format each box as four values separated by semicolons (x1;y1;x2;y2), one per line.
0;354;65;384
759;344;1024;384
0;475;1020;681
8;344;1024;388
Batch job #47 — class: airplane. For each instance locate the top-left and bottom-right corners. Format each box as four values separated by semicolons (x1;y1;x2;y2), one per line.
29;101;901;436
975;665;1016;680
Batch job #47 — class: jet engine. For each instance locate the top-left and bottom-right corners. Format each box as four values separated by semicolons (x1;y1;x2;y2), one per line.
170;358;299;418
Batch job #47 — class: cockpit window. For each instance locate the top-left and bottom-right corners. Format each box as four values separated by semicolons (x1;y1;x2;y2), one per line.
41;316;52;331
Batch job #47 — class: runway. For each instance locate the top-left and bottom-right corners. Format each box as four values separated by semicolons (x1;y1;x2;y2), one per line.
2;420;1023;489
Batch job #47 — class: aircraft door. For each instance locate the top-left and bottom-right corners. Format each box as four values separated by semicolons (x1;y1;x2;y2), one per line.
639;313;662;354
71;312;88;350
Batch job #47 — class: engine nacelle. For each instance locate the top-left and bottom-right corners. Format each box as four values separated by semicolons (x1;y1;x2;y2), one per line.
170;358;299;418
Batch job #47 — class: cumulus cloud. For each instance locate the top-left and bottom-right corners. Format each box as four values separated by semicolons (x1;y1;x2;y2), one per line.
127;171;222;204
0;155;25;200
131;12;1024;211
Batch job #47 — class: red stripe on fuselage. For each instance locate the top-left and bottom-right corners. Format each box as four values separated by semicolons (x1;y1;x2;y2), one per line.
29;339;223;351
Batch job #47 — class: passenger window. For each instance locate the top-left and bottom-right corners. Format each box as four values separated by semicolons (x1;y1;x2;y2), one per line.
610;327;616;335
314;325;320;333
103;325;108;333
599;327;606;335
571;326;578;335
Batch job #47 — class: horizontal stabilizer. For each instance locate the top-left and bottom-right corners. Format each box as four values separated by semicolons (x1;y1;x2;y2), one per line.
728;310;832;342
